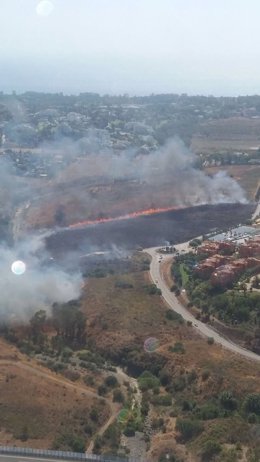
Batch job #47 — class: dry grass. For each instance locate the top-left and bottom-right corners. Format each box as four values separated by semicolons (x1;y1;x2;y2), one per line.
0;339;110;449
82;271;187;352
191;117;260;153
83;270;260;397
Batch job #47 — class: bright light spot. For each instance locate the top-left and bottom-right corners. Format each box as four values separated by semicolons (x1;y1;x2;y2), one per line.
36;0;54;17
11;260;26;276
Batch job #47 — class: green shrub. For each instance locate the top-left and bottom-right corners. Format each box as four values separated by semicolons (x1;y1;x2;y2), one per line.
159;370;171;386
172;376;186;392
113;389;125;403
70;436;86;453
201;439;221;461
103;423;121;449
52;362;66;373
83;375;95;386
98;384;107;396
201;369;210;381
243;393;260;415
153;387;160;395
63;369;80;381
123;426;135;437
93;435;102;454
138;371;160;391
90;408;99;422
248;413;257;423
61;347;73;360
152;418;164;430
104;375;118;388
197;403;219;420
169;342;185;354
77;350;90;361
84;423;93;435
186;369;197;384
152;394;172;406
176;418;203;442
207;337;214;345
219;391;238;411
182;400;196;411
53;433;85;453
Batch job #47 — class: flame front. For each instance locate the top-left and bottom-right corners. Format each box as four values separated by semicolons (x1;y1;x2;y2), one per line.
69;206;181;229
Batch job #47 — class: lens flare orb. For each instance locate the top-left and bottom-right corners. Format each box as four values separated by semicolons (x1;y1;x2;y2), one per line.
11;260;26;276
117;408;130;424
36;1;54;17
144;337;160;353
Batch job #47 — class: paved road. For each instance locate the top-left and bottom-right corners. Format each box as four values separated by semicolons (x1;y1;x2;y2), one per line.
144;245;260;363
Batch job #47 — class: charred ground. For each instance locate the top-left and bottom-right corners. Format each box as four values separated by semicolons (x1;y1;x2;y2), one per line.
46;203;254;260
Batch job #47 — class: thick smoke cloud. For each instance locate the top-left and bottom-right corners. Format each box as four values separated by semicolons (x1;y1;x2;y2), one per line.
0;131;247;323
42;135;246;207
64;137;246;206
140;139;247;205
0;152;83;323
0;234;82;323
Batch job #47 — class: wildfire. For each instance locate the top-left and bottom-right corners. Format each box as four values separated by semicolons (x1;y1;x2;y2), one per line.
69;206;181;229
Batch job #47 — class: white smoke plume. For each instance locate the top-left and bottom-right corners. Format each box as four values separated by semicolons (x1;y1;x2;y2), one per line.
66;137;246;206
41;136;247;206
0;234;82;323
139;138;247;205
0;132;247;323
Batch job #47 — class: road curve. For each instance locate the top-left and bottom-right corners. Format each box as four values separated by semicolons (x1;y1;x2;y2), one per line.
144;246;260;363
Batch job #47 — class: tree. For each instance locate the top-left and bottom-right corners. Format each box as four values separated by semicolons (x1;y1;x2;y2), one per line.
30;310;47;345
52;301;86;346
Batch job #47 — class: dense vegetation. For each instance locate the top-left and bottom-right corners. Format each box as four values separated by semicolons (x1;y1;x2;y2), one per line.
1;253;260;460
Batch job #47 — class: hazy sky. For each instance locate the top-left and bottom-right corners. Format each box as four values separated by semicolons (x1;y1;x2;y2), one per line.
1;0;260;96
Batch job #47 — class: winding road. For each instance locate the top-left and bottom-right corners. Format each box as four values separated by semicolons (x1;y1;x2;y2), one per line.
145;245;260;363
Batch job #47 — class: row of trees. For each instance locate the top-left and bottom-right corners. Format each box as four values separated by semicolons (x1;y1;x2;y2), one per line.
29;300;87;350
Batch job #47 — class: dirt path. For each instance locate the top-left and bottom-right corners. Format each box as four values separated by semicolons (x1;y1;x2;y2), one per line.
0;359;111;404
0;357;119;454
86;367;142;455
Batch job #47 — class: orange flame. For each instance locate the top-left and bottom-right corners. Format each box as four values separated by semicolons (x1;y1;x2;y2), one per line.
69;206;181;229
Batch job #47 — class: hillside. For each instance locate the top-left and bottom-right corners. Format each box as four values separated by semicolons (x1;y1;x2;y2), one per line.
80;258;260;461
0;338;110;451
